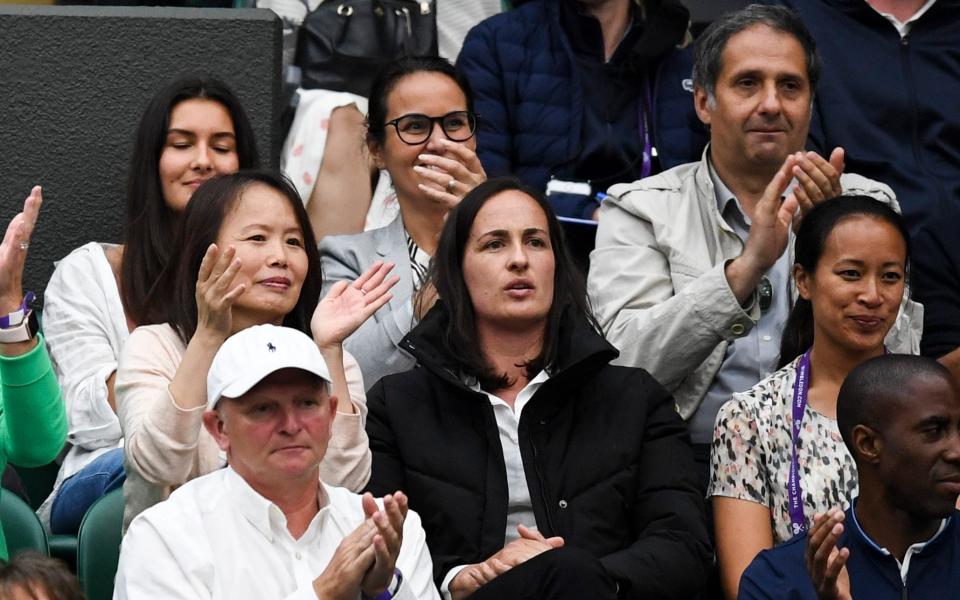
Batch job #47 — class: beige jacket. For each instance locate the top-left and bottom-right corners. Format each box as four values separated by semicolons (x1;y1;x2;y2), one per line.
587;150;922;419
116;324;371;530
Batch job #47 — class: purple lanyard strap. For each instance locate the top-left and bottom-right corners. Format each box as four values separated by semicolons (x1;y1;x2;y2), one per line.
787;349;813;537
787;346;888;537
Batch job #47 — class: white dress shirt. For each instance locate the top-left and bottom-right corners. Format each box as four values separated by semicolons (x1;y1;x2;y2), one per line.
114;467;439;600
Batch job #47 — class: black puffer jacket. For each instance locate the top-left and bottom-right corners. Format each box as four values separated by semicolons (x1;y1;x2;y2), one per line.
366;304;711;598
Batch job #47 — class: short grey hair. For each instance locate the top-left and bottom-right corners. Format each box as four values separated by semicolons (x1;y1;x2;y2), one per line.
692;4;821;102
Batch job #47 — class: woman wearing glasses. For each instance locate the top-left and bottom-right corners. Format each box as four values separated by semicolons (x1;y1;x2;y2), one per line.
320;56;486;389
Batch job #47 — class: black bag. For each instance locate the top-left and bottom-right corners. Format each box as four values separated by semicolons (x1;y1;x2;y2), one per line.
295;0;438;97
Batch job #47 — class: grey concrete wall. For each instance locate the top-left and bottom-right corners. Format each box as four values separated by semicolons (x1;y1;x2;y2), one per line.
0;6;281;299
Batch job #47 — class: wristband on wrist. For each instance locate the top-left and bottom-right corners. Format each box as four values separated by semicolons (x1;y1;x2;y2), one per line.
365;568;403;600
0;292;34;329
0;309;38;344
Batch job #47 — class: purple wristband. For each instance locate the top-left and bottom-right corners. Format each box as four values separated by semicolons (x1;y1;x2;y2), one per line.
368;568;403;600
0;292;34;329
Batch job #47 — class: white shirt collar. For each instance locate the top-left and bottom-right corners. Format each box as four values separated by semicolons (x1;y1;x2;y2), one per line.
849;501;950;583
869;0;938;37
224;466;331;543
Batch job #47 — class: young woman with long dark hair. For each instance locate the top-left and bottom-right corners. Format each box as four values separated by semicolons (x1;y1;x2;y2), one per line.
40;76;260;534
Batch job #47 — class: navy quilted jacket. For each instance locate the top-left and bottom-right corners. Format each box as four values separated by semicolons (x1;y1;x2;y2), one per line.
456;0;708;194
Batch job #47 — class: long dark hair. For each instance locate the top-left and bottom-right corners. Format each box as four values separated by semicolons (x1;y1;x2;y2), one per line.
365;55;475;150
142;171;322;345
778;196;911;367
425;177;597;390
121;76;260;324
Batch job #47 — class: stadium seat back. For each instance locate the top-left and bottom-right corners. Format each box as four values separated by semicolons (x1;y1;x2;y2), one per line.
0;487;49;557
77;488;124;600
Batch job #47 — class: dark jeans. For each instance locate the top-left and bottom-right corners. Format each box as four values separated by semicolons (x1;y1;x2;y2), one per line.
50;447;125;535
470;547;618;600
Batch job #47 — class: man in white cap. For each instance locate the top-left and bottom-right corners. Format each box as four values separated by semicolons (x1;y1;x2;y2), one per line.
114;324;439;600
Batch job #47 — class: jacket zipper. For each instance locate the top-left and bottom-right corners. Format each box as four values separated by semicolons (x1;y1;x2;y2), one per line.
530;435;558;535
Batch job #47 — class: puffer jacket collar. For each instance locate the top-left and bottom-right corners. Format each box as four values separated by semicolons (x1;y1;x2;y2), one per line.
398;300;619;392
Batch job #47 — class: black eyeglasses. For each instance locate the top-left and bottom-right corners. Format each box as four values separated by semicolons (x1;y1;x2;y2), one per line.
384;111;478;145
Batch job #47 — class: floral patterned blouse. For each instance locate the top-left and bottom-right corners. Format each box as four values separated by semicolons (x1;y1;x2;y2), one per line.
707;357;858;543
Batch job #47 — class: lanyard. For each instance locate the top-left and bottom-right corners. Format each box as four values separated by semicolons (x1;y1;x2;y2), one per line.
787;349;813;537
787;346;888;537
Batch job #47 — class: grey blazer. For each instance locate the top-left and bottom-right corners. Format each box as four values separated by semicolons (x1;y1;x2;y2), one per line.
319;215;417;390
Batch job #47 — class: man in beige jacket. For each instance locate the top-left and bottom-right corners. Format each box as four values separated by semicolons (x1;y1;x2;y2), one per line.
587;5;914;488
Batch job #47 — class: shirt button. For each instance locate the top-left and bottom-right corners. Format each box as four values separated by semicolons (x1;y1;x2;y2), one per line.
731;323;745;335
762;334;772;342
295;552;302;560
558;499;568;509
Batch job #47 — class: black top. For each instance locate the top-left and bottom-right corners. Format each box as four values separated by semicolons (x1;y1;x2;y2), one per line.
557;0;689;194
365;301;712;598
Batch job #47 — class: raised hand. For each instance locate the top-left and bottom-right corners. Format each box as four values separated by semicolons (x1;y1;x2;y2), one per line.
414;139;487;209
360;491;408;598
0;186;42;314
805;510;852;600
194;244;245;340
725;155;800;305
311;261;398;349
791;147;845;225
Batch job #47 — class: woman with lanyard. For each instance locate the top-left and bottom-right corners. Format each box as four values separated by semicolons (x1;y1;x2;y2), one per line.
707;195;922;600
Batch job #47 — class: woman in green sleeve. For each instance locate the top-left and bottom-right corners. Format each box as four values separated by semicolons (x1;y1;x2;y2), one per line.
0;185;68;560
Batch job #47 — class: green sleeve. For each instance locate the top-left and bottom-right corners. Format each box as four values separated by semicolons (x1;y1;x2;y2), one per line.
0;333;68;467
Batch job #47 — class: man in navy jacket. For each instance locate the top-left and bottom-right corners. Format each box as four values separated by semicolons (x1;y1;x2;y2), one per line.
739;354;960;600
764;0;960;378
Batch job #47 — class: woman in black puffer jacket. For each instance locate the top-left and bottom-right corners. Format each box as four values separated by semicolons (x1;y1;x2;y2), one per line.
366;177;711;600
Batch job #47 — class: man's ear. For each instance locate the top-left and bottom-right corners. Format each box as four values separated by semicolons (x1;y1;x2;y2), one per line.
693;86;713;128
852;424;882;465
203;409;230;453
794;264;812;301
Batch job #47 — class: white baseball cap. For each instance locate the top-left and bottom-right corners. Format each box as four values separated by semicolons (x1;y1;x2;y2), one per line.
206;324;332;411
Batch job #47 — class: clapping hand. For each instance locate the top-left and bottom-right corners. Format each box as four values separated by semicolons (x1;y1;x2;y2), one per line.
311;491;409;600
805;509;852;600
311;261;398;349
360;491;408;598
312;518;378;600
790;147;845;228
194;244;245;341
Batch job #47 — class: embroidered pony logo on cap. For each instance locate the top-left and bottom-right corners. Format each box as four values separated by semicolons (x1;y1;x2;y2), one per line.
267;342;277;352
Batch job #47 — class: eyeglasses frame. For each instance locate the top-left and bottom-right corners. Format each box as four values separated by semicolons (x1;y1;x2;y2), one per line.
383;110;479;146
